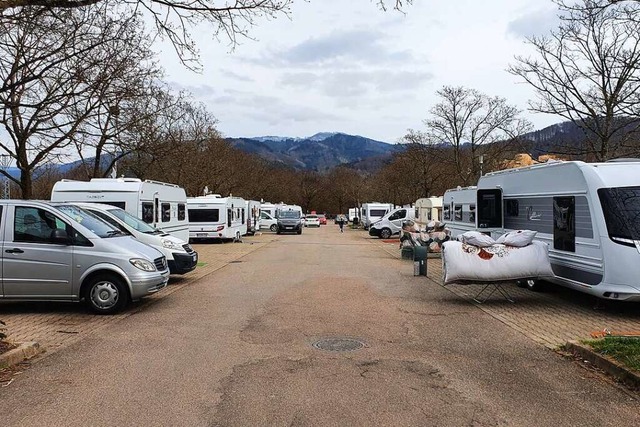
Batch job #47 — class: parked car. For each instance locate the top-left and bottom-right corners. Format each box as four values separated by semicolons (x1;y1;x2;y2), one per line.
276;209;303;234
259;211;278;232
0;200;169;314
62;202;197;274
305;214;320;227
318;214;327;225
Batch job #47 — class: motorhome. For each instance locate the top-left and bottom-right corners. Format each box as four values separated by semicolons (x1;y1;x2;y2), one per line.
51;178;189;242
368;206;416;239
245;200;261;235
415;197;443;224
361;202;394;230
444;160;640;301
187;195;247;241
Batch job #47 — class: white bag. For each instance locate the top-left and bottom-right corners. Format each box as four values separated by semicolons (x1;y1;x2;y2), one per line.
460;231;496;248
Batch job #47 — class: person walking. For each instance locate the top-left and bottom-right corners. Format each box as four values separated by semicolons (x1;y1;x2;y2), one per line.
337;215;345;233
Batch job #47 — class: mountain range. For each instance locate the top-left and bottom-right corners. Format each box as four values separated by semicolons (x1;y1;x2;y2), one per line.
227;132;401;171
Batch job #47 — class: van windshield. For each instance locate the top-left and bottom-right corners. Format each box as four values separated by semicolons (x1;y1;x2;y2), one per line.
54;205;125;238
279;211;300;219
598;186;640;246
107;208;161;234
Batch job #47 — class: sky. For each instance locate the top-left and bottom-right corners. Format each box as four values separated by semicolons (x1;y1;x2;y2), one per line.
161;0;562;143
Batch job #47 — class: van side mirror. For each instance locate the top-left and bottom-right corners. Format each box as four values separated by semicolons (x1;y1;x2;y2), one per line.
51;228;70;245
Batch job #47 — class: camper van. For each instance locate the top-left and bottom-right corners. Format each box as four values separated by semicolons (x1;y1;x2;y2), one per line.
51;178;189;242
415;197;443;224
187;195;247;241
361;202;394;230
245;200;261;235
368;207;416;239
445;160;640;301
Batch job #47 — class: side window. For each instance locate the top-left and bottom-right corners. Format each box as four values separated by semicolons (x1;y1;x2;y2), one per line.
443;205;451;220
155;198;160;223
178;203;186;221
454;205;462;221
14;206;66;244
469;205;476;223
388;209;405;221
227;208;232;227
553;196;575;252
506;199;519;217
162;203;171;222
142;202;154;223
242;208;245;224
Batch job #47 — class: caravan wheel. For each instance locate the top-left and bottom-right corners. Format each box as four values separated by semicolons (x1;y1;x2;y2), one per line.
517;279;543;292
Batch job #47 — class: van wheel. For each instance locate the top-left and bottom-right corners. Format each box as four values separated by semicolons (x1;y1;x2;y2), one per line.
517;279;543;292
270;224;278;232
84;274;129;314
380;228;392;239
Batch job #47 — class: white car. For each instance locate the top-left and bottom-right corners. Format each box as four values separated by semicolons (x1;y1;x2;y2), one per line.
305;214;320;227
259;211;278;232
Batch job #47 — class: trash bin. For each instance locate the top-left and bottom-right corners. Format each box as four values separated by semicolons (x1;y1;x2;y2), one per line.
413;245;427;276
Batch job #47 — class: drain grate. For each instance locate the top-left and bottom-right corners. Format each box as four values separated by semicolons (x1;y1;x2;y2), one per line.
312;338;365;352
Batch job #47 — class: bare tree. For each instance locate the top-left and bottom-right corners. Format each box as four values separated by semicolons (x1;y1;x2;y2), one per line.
509;0;640;161
425;86;530;186
0;5;134;198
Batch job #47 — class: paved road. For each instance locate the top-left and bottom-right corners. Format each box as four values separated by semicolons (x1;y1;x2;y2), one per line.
1;225;639;426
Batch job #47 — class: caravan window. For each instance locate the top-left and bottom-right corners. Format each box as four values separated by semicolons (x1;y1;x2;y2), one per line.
454;205;462;221
141;202;154;224
188;209;219;223
370;209;387;217
506;200;519;217
598;186;640;248
178;204;186;221
443;205;450;220
477;189;502;228
469;205;476;223
241;208;245;224
553;196;575;252
161;203;171;222
227;208;232;227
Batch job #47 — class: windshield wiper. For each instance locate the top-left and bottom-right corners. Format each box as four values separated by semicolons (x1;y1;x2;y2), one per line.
105;230;126;237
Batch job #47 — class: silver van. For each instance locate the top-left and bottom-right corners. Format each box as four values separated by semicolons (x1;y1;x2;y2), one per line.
0;200;169;314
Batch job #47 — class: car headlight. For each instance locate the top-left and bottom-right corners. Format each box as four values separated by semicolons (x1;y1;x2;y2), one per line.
130;258;156;272
161;239;181;250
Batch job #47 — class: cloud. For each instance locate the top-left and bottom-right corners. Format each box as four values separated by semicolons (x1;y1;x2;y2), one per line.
252;28;414;67
280;69;433;97
220;70;254;82
507;8;560;39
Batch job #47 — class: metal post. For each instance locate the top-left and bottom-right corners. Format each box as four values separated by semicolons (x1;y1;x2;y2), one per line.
0;154;11;199
479;155;484;177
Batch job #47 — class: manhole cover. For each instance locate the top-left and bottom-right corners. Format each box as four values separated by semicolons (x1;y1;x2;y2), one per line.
312;338;365;352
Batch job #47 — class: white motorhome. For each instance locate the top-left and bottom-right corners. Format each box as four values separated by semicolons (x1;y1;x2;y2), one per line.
51;178;189;242
445;160;640;301
245;200;261;235
187;195;247;241
368;206;416;239
415;197;443;224
361;202;394;230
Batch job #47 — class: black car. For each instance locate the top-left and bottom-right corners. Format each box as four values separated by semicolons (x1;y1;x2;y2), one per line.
276;210;303;234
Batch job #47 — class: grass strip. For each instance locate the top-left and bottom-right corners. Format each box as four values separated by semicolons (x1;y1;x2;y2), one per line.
583;336;640;372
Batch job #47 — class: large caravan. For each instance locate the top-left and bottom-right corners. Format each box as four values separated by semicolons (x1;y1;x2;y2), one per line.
415;197;443;224
187;195;247;241
444;160;640;301
442;187;478;237
361;202;394;230
51;178;189;241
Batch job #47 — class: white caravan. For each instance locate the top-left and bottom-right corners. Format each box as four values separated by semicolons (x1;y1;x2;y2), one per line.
445;160;640;301
245;200;261;235
361;202;394;230
51;178;189;242
442;187;478;237
415;197;443;224
260;202;280;217
187;195;247;241
368;206;416;239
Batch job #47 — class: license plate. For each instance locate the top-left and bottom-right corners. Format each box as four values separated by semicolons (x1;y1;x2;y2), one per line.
196;233;207;237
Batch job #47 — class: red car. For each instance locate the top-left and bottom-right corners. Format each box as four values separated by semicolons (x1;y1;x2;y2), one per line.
318;214;327;225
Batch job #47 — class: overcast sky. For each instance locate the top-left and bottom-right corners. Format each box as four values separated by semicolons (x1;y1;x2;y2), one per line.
161;0;560;143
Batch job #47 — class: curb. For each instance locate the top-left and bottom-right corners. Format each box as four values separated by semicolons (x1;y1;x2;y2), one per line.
565;340;640;390
0;342;43;369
